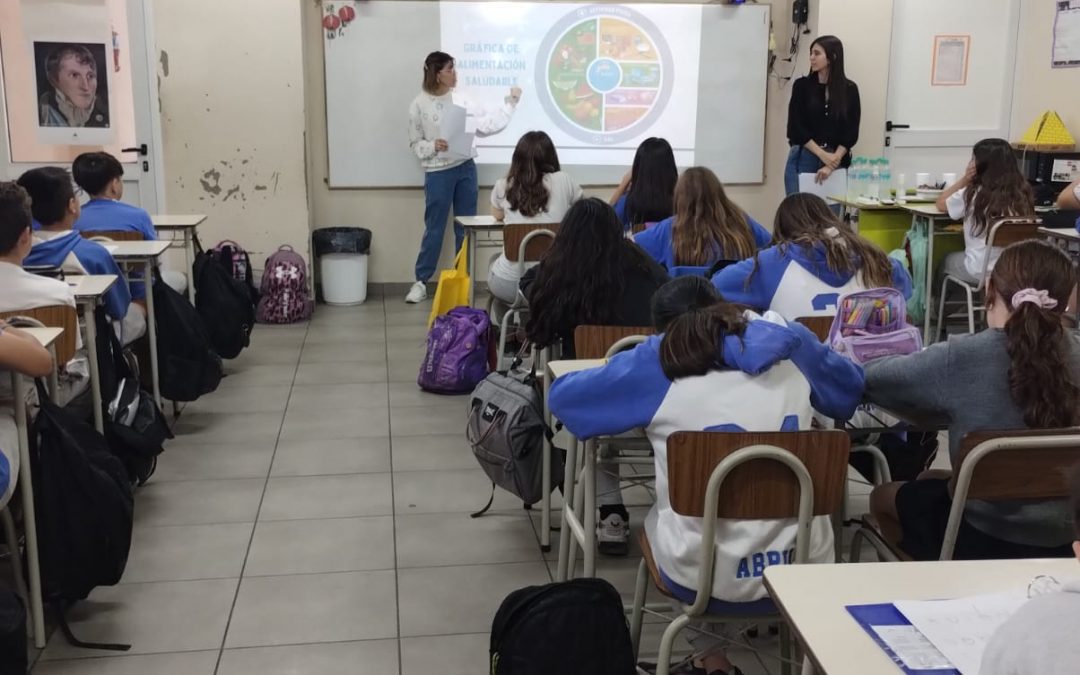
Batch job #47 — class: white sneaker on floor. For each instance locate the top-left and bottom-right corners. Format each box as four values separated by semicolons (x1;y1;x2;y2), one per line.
597;512;630;556
405;281;427;303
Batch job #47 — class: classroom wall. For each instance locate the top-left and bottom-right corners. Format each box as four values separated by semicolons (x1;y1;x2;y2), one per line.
303;0;818;285
155;0;311;274
1012;0;1080;140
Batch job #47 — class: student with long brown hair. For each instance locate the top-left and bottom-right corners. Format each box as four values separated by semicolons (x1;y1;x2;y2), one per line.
864;240;1079;560
711;193;911;318
549;276;862;674
935;138;1036;283
487;131;583;303
633;166;770;272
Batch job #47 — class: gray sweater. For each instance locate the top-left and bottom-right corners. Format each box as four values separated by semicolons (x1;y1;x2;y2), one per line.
863;329;1075;548
981;577;1080;675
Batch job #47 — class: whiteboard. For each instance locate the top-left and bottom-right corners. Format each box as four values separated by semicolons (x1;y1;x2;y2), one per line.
323;1;769;188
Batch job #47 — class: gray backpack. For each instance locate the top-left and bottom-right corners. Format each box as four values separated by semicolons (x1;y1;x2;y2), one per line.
467;361;562;517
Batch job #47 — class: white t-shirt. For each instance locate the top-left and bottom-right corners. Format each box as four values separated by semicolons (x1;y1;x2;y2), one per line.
490;171;583;224
0;261;76;313
946;187;1000;280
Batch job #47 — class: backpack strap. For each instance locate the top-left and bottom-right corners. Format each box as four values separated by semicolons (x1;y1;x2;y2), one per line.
470;483;496;519
57;605;130;651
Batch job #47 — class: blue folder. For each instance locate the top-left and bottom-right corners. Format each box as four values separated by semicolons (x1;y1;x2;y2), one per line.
845;603;960;675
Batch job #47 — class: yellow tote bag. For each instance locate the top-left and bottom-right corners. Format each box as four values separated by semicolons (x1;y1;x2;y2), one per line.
427;239;471;327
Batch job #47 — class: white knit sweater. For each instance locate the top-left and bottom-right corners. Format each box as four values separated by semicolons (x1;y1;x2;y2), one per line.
407;90;516;172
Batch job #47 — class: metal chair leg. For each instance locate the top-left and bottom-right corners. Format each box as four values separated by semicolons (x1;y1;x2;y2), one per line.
630;557;649;658
780;623;794;675
1;508;28;609
655;614;692;675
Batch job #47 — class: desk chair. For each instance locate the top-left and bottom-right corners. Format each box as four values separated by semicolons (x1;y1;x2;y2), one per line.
0;306;78;367
850;428;1080;562
935;218;1041;339
489;223;558;371
82;230;143;242
794;316;833;342
572;324;655;360
629;223;648;235
629;430;849;675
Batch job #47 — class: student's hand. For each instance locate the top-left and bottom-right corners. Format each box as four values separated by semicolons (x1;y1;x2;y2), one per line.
815;166;834;184
618;170;632;192
434;139;449;152
963;158;977;182
507;87;522;104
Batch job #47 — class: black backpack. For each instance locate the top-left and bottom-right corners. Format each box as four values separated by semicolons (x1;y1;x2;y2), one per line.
153;275;223;401
490;578;636;675
95;309;173;485
194;237;256;359
0;587;26;674
211;239;259;303
31;381;134;649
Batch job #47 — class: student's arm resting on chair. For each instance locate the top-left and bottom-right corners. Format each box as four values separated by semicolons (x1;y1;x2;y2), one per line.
784;319;865;421
548;338;670;440
863;341;952;422
0;323;54;377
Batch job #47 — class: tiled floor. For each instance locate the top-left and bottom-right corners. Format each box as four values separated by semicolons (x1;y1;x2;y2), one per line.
26;289;877;674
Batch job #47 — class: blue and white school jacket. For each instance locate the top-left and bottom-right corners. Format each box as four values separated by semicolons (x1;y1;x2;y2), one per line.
25;230;134;317
548;312;864;603
634;215;772;271
74;198;158;242
711;242;913;318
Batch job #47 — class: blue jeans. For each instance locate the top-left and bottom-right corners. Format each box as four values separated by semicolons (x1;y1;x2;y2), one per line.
416;160;478;282
783;145;825;196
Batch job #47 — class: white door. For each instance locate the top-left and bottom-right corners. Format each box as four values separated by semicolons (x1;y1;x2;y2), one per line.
883;0;1021;187
0;0;165;211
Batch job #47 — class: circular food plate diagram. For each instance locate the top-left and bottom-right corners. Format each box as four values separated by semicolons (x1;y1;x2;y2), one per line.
536;5;674;144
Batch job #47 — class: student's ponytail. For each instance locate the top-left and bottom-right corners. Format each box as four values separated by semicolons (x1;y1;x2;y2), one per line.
990;241;1080;428
658;301;746;380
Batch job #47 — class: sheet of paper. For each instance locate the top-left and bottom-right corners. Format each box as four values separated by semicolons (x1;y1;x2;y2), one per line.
870;625;954;671
1053;0;1080;67
932;35;970;86
439;103;473;160
798;168;847;204
895;590;1028;674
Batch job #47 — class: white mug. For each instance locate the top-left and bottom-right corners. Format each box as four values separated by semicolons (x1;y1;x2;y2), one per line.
915;172;931;187
942;172;958;186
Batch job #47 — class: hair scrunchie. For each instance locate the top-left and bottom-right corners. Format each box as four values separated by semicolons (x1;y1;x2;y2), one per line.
1011;288;1058;310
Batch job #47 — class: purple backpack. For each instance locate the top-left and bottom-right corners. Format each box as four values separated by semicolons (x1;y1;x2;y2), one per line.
256;245;313;324
418;307;491;394
828;288;922;365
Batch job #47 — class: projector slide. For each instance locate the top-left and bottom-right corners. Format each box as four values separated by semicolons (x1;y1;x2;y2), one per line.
440;2;702;166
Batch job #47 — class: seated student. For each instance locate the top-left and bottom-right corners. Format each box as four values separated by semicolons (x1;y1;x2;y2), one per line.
935;138;1035;284
864;240;1077;561
487;130;583;304
981;463;1080;675
524;197;668;359
609;137;678;231
0;320;54;510
634;166;770;273
17;167;146;345
1058;175;1080;211
71;151;186;293
549;276;862;675
712;193;911;318
0;182;86;405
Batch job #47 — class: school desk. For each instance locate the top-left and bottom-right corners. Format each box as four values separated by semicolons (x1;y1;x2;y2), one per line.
110;240;171;409
152;214;206;304
897;203;964;344
764;558;1079;675
69;274;118;433
455;215;504;307
830;197;913;254
10;326;63;647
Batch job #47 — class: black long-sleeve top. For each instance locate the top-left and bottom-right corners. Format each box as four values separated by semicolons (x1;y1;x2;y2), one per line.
786;75;861;169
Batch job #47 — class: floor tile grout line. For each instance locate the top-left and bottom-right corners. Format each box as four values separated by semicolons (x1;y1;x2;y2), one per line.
211;319;309;675
383;295;406;675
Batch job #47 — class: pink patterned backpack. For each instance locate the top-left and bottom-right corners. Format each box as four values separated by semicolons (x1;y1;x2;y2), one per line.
256;245;313;324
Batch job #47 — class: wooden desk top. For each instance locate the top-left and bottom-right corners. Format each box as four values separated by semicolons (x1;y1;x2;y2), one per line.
456;215;503;229
105;240;171;259
151;214;207;229
67;274;118;300
547;359;605;379
20;326;63;349
764;558;1078;675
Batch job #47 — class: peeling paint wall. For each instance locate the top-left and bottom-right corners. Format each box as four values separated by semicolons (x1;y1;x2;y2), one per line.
156;0;310;275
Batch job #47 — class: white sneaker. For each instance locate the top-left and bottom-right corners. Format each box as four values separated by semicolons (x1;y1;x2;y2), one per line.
597;512;630;556
405;281;427;304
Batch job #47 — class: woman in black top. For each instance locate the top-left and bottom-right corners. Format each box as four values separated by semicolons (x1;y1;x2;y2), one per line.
785;35;861;195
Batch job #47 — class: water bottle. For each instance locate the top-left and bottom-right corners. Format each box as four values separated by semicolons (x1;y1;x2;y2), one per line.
868;158;881;200
848;157;866;201
879;157;892;200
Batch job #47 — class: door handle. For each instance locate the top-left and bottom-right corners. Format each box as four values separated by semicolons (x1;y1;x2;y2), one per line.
121;144;148;156
885;121;911;132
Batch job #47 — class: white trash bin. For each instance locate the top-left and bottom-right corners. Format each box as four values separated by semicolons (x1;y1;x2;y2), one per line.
320;252;368;305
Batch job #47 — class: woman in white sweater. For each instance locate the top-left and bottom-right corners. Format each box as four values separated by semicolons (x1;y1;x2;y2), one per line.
488;130;582;304
406;51;521;303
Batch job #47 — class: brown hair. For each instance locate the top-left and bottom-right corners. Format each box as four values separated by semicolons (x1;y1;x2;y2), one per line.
654;276;747;380
505;131;560;218
987;240;1080;429
45;45;97;86
752;193;893;289
964;138;1035;239
671;167;757;266
422;51;453;94
0;181;32;256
